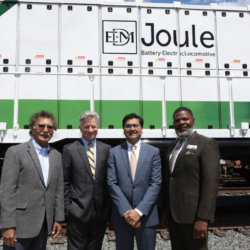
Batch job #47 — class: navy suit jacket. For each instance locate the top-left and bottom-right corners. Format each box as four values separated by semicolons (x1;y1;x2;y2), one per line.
107;141;162;228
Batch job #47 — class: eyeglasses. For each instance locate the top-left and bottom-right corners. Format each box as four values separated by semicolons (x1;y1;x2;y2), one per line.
124;124;141;129
34;124;54;130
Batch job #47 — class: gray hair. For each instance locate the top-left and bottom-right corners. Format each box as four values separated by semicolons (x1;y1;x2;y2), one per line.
79;111;99;126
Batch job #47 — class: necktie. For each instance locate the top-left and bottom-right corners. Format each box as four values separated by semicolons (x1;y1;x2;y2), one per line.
130;145;137;181
88;143;95;180
169;139;184;173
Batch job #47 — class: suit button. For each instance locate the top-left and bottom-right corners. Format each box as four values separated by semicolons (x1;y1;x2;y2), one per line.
170;177;173;180
133;186;135;189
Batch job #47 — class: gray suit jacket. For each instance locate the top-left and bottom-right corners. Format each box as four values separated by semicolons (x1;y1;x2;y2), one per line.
0;140;64;238
163;131;220;224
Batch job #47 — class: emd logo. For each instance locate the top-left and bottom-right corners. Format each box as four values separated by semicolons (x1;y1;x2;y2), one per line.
103;21;137;54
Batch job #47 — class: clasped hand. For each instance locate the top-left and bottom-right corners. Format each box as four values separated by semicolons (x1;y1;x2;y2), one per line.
124;209;141;229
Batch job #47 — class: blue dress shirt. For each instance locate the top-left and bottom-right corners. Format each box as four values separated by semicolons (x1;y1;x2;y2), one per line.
32;138;50;186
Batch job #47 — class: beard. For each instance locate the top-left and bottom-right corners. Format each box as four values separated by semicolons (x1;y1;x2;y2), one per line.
175;127;194;138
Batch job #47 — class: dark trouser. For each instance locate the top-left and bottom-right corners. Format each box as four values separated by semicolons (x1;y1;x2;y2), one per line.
168;216;208;250
67;209;107;250
3;219;47;250
113;223;156;250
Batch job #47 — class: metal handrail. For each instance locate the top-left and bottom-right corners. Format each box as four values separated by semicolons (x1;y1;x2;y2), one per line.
0;72;245;137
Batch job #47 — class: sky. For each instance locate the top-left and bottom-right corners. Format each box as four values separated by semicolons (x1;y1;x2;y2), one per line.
121;0;250;7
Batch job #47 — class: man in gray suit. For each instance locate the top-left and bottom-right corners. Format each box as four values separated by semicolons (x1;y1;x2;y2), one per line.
162;107;220;250
107;113;162;250
63;111;111;250
0;110;64;250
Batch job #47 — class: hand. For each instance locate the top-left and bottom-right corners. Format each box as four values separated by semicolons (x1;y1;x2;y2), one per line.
133;220;141;229
193;217;208;239
51;222;62;239
124;209;140;227
161;210;168;229
3;228;17;247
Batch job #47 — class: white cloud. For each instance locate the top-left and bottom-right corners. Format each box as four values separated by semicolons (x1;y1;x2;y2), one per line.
217;0;250;6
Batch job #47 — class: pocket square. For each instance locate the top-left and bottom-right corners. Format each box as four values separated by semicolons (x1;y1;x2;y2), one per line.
185;150;195;155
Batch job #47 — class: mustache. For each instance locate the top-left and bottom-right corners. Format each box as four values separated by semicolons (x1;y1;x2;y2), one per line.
39;132;50;137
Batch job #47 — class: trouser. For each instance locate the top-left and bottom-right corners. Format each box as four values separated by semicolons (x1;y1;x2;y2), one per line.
67;208;107;250
114;223;156;250
168;216;208;250
3;219;47;250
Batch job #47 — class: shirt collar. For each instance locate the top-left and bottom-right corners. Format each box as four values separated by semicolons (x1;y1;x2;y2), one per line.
32;138;50;153
127;139;141;149
81;137;96;148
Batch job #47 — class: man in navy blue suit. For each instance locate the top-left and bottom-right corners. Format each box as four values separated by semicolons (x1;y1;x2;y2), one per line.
107;113;162;250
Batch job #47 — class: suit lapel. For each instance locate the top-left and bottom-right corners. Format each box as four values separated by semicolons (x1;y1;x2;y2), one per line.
173;132;197;173
166;140;177;175
27;139;45;186
120;141;133;183
95;141;102;179
76;139;94;182
133;142;147;183
46;148;54;188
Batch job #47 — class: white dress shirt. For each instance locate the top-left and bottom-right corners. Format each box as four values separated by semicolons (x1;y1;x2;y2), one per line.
126;140;143;217
32;138;50;186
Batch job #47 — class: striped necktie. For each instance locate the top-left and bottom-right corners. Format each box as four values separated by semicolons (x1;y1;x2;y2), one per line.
88;143;95;180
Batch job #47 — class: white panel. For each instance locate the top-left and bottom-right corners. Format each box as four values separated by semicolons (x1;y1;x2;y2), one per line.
141;68;180;101
61;5;99;66
141;8;178;68
18;66;57;99
181;69;218;101
101;68;139;100
19;3;58;65
0;66;16;99
217;11;250;70
219;70;250;102
0;4;17;65
101;6;139;67
60;67;100;100
179;10;216;69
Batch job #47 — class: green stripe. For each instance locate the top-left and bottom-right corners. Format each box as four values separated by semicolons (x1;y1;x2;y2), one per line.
0;1;18;17
18;100;58;129
182;101;220;129
0;100;249;130
0;100;14;129
58;100;101;129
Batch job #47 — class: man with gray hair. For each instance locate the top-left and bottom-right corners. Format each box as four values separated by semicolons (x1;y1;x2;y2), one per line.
63;111;111;250
1;110;64;250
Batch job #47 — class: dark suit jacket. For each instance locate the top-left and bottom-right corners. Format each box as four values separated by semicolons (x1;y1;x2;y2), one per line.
163;131;220;224
107;141;162;228
63;139;111;223
0;140;64;238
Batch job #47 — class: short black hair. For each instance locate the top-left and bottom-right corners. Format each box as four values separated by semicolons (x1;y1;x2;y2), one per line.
122;113;144;128
173;107;193;119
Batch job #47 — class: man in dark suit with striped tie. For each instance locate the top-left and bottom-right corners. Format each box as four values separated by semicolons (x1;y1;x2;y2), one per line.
63;111;111;250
